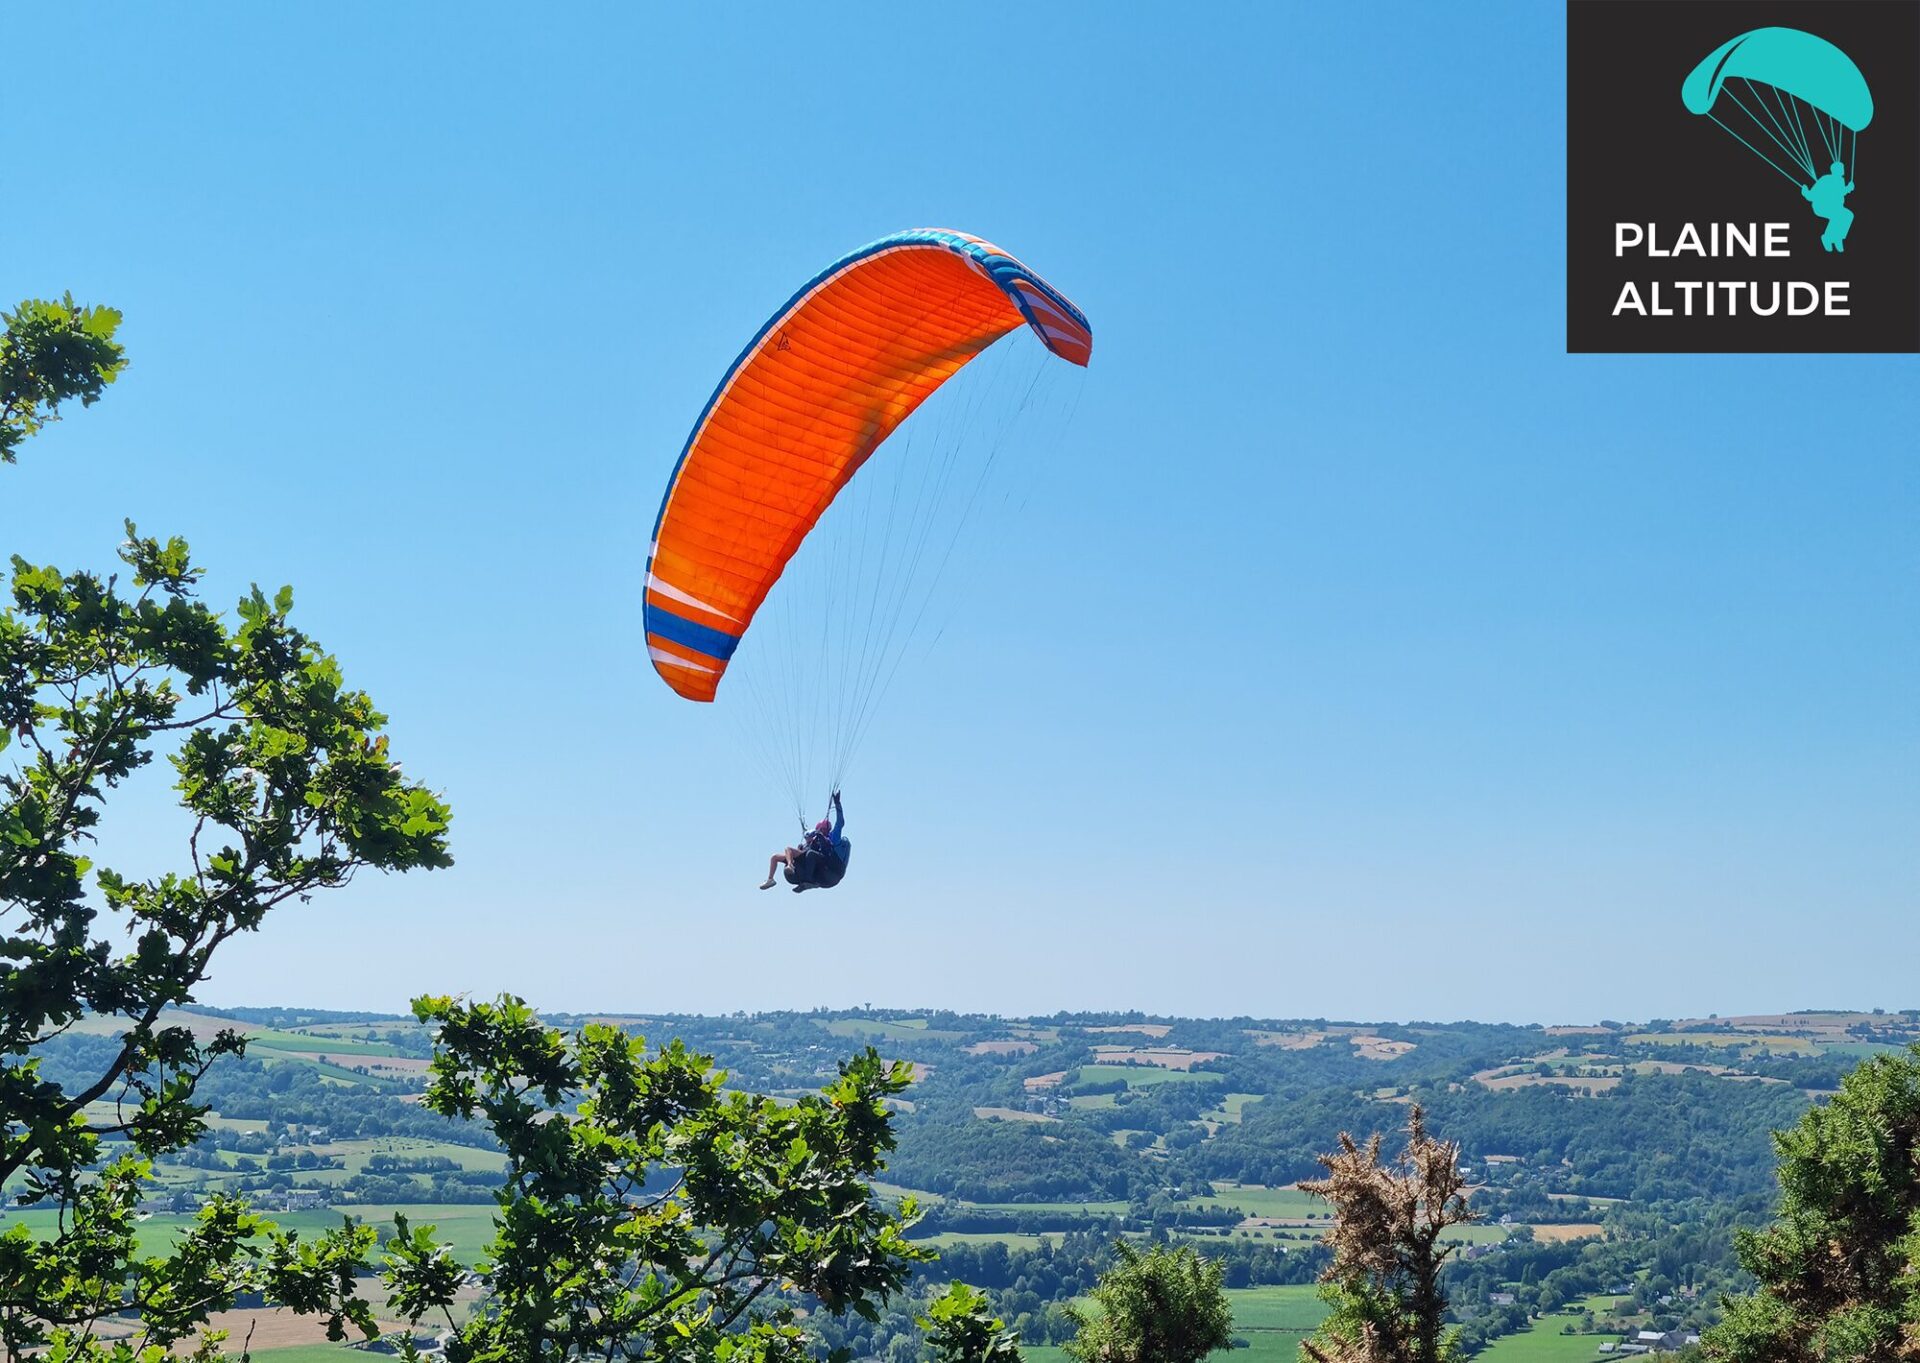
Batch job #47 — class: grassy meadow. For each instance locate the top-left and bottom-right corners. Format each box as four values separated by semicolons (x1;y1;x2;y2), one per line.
1475;1313;1615;1360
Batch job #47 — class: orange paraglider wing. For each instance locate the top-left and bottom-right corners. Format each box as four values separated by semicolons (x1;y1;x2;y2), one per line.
644;228;1091;701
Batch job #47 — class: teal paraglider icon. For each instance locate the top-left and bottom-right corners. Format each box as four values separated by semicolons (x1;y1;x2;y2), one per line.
1681;27;1872;249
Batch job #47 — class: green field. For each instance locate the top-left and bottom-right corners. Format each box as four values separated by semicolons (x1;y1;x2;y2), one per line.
1202;1092;1263;1124
1476;1313;1612;1360
1223;1283;1328;1331
344;1203;499;1262
1570;1293;1640;1324
333;1136;508;1174
0;1207;370;1259
1074;1064;1221;1089
1190;1182;1325;1219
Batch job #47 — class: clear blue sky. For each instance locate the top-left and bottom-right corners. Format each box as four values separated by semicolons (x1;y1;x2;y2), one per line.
5;5;1913;1024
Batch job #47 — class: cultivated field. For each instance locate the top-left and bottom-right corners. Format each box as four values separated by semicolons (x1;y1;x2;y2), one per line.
1246;1029;1327;1049
1530;1222;1607;1243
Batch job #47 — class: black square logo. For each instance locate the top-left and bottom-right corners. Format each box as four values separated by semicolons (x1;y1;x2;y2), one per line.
1568;0;1920;352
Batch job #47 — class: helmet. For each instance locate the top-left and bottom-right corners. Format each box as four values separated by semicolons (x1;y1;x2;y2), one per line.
815;819;832;833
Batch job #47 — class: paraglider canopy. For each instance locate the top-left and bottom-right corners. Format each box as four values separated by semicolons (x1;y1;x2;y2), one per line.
644;228;1091;704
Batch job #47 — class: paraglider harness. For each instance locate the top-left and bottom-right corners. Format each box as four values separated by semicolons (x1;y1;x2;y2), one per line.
785;806;848;892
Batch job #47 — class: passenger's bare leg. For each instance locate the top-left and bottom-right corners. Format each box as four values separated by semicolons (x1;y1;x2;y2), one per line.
760;847;798;890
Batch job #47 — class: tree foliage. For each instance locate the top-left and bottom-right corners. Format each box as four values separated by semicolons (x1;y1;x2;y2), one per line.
1;304;452;1360
1;523;456;1183
0;296;127;465
1062;1240;1232;1363
920;1281;1026;1363
375;995;935;1362
1301;1105;1473;1363
1703;1045;1920;1362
